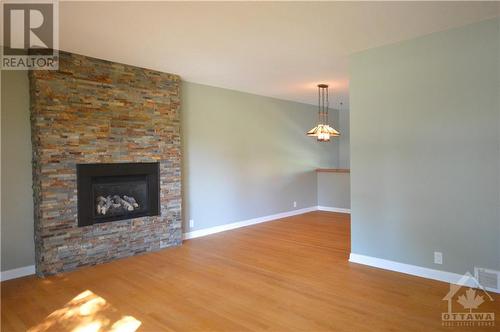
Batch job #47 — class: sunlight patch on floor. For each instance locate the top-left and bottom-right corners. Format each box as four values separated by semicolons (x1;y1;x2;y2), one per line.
28;290;141;332
111;316;142;331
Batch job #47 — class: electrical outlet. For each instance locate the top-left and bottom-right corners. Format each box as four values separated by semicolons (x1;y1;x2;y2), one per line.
293;201;297;208
434;252;443;265
189;219;195;228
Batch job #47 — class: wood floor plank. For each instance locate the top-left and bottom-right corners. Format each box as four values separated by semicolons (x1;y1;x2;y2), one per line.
1;211;498;331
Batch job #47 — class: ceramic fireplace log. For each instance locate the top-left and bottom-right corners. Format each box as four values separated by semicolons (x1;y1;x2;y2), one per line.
112;195;134;211
96;195;139;215
96;196;113;215
123;195;139;208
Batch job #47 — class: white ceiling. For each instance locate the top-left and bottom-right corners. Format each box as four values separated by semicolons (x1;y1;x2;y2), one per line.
59;1;500;107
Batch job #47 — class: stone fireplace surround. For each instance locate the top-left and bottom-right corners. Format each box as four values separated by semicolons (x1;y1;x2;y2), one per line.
30;51;182;276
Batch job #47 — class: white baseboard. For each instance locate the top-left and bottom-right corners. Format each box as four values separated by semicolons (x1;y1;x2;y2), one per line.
1;265;35;282
348;253;500;293
183;206;318;240
317;206;351;214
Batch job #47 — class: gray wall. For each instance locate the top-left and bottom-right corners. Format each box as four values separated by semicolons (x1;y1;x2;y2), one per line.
350;18;500;274
182;81;338;231
1;71;35;271
317;173;350;209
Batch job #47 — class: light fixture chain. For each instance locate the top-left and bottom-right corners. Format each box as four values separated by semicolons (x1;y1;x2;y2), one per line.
326;86;329;125
322;86;325;124
318;85;321;123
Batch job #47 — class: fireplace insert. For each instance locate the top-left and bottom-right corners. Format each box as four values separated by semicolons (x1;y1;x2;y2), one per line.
77;163;160;227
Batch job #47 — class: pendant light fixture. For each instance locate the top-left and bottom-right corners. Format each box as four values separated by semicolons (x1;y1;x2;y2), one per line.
306;84;340;142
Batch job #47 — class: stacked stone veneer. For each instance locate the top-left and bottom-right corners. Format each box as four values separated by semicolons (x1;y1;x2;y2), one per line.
30;51;182;276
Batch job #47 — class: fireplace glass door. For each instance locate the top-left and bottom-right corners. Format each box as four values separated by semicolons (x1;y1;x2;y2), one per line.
77;163;160;226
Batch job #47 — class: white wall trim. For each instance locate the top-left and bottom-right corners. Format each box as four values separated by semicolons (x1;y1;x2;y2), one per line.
183;206;318;240
317;206;351;214
1;265;35;282
349;253;500;293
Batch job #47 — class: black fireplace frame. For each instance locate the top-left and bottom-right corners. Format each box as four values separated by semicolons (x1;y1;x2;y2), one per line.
77;162;160;227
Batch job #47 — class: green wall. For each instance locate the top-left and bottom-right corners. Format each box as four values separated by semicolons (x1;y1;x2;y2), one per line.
1;70;35;271
338;109;350;169
317;173;350;209
182;82;338;231
350;18;500;274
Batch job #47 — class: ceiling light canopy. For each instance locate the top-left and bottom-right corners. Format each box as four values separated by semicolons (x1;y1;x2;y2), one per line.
306;84;340;142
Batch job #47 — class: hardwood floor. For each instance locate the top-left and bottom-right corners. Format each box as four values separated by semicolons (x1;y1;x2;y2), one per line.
1;211;498;331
